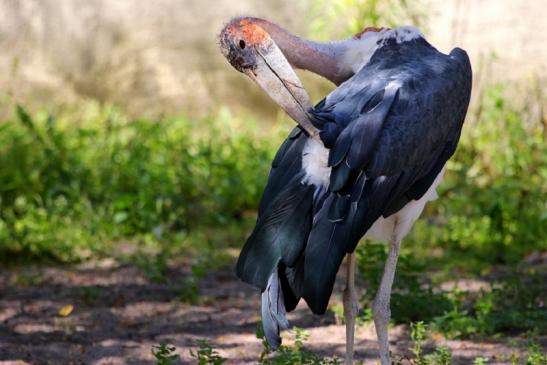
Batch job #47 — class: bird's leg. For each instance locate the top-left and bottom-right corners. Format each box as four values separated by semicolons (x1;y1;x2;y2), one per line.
343;253;359;365
372;234;402;365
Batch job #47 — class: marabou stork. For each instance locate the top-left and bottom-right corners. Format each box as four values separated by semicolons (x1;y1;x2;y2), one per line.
219;17;472;365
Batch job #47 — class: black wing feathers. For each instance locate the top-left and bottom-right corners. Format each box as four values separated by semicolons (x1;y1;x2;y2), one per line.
299;39;471;312
346;84;399;170
303;196;352;313
237;173;314;290
258;127;307;215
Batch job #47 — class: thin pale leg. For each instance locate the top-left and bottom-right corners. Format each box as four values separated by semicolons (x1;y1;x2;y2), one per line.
343;253;359;365
372;235;402;365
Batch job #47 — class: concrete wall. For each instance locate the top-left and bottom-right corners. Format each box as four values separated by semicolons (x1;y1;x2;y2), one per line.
427;0;546;83
0;0;309;117
0;0;545;118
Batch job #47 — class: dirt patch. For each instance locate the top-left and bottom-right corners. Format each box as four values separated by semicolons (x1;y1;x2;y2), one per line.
0;259;542;364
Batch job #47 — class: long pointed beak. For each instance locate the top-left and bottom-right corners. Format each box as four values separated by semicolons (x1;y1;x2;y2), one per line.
245;44;319;138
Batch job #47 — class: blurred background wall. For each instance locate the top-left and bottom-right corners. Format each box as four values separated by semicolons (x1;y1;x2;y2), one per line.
0;0;545;119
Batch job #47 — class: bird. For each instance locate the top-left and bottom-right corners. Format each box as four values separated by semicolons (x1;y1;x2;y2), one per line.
219;16;472;365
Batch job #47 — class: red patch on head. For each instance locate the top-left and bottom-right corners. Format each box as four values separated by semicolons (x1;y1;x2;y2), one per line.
238;19;269;46
222;18;270;47
354;26;386;39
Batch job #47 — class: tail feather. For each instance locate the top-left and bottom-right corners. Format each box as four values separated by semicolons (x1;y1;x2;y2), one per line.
303;195;352;314
261;270;289;349
278;259;305;312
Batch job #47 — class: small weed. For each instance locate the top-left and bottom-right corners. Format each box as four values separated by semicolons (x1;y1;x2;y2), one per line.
410;321;427;363
189;339;226;365
133;251;169;283
12;273;44;287
509;353;520;365
177;276;199;304
424;347;452;365
526;343;547;365
330;302;372;326
79;286;102;305
401;322;454;365
329;302;344;324
431;290;478;339
358;307;374;325
152;343;179;365
473;357;489;365
256;324;341;365
177;256;211;304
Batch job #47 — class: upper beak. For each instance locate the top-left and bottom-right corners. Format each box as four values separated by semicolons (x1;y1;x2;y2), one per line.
245;44;319;138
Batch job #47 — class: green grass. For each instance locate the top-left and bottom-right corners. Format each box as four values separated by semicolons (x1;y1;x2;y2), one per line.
0;103;278;263
1;84;542;264
355;240;546;338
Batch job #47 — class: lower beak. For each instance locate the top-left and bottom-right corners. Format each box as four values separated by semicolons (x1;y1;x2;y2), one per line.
245;46;319;138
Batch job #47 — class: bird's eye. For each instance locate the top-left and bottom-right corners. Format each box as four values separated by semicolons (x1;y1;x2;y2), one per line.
239;40;246;49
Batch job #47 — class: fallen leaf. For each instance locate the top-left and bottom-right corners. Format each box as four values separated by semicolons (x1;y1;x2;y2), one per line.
431;331;445;341
58;304;74;317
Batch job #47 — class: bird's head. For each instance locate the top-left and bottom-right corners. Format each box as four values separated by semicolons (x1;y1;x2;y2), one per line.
219;17;314;135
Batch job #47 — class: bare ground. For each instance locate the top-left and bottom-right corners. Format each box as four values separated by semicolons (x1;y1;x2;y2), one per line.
0;258;544;365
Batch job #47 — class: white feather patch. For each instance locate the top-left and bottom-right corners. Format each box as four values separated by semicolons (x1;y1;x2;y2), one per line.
365;167;445;242
301;138;331;188
340;33;380;74
378;26;423;45
339;26;424;75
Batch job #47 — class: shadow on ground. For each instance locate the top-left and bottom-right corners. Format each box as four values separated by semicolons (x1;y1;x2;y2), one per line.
0;258;543;364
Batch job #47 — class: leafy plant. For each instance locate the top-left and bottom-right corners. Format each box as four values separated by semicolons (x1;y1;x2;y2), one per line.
424;347;452;365
410;321;427;364
257;324;341;365
0;104;277;263
177;276;200;304
189;339;226;365
133;251;170;283
473;357;489;365
152;343;180;365
431;270;547;338
395;322;454;364
79;286;102;305
525;344;547;365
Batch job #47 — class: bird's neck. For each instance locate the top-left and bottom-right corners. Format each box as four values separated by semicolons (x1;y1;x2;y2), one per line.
248;17;353;85
247;19;425;85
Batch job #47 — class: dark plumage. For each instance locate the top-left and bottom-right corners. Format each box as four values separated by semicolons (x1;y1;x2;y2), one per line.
236;34;472;348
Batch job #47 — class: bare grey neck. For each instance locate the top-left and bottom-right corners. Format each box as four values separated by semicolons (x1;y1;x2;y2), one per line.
249;18;350;85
